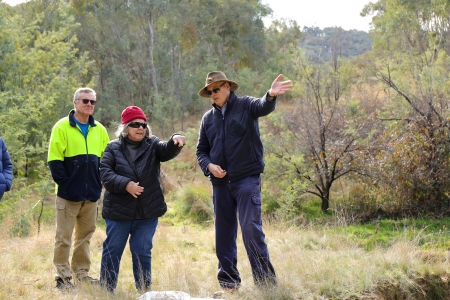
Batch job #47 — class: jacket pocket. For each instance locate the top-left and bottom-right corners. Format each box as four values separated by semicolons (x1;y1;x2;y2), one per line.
251;194;262;205
228;111;247;137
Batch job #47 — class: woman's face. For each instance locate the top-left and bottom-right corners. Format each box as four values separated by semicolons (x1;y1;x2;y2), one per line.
127;118;147;142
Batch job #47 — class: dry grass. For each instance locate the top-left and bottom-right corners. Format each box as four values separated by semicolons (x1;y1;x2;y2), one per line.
0;220;449;299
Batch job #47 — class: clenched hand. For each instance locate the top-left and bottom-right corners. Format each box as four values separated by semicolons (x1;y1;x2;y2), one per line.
126;181;144;198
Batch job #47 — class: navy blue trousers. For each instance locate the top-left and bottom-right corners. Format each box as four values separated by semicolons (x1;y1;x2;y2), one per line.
100;218;158;291
213;175;276;289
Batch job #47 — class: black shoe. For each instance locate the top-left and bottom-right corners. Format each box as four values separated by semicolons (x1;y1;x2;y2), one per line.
100;281;116;294
137;285;151;293
56;277;75;290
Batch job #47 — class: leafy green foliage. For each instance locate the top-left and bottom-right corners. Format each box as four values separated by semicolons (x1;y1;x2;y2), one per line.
261;113;308;217
69;0;272;131
0;0;93;178
362;0;450;54
8;214;30;238
336;218;450;251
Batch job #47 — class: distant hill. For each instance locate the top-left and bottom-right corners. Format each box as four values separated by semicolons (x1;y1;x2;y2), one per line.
300;26;372;62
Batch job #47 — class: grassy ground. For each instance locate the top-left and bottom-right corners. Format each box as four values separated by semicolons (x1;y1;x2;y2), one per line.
1;166;449;299
0;214;449;299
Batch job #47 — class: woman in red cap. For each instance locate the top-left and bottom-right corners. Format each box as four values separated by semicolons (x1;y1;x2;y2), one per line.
99;106;186;292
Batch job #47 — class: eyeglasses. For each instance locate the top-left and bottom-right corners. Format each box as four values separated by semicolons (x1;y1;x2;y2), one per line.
77;99;96;105
128;122;148;129
206;82;226;96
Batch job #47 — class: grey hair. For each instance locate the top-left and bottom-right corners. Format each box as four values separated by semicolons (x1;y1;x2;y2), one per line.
115;123;152;138
73;87;96;101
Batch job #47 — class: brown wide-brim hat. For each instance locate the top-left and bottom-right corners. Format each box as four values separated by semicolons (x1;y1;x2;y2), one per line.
198;71;239;98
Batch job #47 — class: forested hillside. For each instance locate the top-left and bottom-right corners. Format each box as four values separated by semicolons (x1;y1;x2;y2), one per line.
300;26;372;61
1;0;450;225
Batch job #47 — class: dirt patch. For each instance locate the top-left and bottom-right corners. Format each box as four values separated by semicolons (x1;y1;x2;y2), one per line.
369;274;450;300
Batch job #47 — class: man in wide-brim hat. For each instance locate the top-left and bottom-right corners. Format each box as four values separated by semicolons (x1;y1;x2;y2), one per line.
196;71;292;298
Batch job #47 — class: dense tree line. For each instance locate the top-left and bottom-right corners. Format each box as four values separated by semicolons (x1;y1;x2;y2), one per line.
1;0;450;221
300;26;373;62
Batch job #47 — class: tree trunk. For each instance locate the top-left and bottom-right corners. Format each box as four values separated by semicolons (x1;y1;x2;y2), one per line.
147;18;158;98
321;190;330;212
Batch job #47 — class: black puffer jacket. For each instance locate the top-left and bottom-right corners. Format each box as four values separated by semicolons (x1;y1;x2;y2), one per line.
100;134;182;221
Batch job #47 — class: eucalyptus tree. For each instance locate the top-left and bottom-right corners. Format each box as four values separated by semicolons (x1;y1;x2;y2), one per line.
264;19;302;72
189;0;271;71
362;0;450;54
71;0;162;125
71;0;272;133
0;0;92;177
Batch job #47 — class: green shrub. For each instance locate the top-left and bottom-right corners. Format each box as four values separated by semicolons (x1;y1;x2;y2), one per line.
166;184;213;224
9;214;30;238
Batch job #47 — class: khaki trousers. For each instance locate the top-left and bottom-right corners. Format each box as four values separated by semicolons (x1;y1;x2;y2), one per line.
53;196;98;280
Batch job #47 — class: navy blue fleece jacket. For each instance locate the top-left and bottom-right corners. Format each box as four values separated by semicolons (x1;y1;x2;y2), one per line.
196;91;276;185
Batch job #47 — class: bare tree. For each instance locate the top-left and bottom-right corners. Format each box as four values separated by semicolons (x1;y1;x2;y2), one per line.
266;48;370;213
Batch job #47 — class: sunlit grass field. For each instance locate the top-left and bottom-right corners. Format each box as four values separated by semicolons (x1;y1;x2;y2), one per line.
1;153;449;299
1;211;449;299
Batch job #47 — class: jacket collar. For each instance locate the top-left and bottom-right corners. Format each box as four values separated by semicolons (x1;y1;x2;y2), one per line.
68;109;97;127
212;91;236;112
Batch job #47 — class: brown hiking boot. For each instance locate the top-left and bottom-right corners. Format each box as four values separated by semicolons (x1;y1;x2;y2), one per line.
76;275;99;285
55;277;75;290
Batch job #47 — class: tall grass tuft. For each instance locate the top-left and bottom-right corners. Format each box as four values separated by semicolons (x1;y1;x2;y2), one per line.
174;184;213;224
1;219;449;299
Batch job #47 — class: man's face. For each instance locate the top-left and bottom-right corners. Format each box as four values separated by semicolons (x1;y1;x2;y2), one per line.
74;92;96;116
206;81;230;107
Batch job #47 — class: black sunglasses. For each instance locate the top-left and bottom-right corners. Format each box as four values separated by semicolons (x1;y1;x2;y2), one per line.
128;122;148;129
77;99;96;105
206;82;226;96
